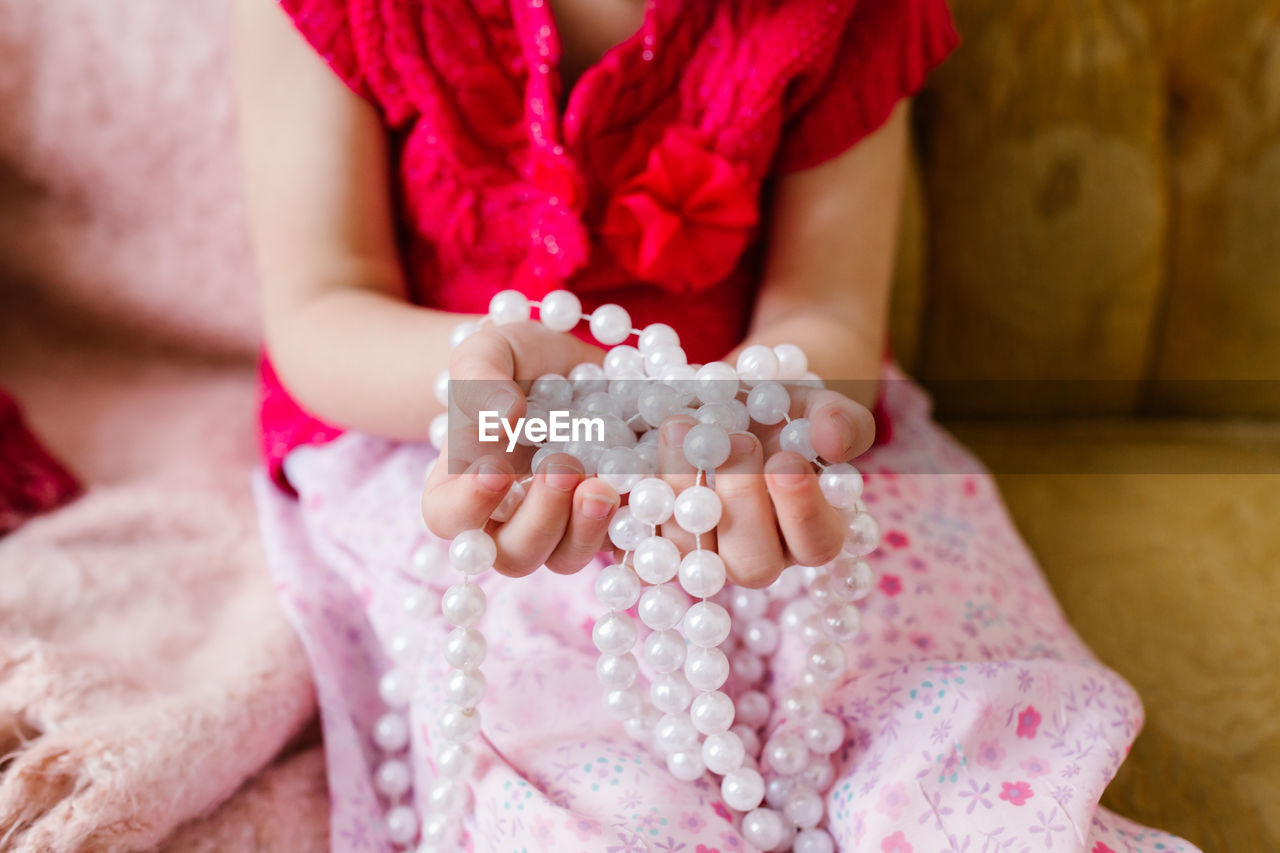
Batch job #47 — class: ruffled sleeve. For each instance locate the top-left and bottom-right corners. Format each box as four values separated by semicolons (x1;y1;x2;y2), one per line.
774;0;960;173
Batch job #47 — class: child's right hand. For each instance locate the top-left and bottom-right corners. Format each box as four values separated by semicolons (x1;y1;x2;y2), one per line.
421;322;622;577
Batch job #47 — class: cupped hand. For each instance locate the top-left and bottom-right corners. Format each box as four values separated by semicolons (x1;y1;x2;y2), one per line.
655;384;875;589
421;322;621;577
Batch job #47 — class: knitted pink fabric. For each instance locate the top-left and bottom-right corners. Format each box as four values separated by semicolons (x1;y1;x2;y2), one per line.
262;0;960;490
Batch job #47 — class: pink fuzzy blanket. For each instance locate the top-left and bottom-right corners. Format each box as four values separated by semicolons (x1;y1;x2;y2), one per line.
0;1;328;849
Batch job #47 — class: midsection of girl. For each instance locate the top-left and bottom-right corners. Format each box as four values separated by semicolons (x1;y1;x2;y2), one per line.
235;3;1200;853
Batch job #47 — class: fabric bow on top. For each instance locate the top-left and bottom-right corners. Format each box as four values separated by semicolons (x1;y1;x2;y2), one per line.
601;126;759;294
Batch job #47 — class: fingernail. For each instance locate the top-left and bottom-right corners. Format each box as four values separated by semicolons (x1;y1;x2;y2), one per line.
476;462;509;493
545;462;581;492
582;491;619;520
770;454;808;486
485;389;521;419
728;432;757;458
831;409;858;456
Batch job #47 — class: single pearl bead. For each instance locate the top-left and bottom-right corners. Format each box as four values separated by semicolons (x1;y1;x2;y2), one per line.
842;511;881;556
489;289;530;324
800;612;827;646
490;479;526;522
826;553;874;601
818;462;864;509
592;611;638;655
426;777;467;812
603;685;646;720
634;535;681;584
439;706;482;742
683;422;731;469
683;600;731;647
679;549;727;598
589;303;632;345
538;289;582;332
779;417;818;461
730;587;769;620
765;775;797;809
661;363;699;405
803;712;846;756
794;828;837;853
637;382;682;427
742;618;780;656
634;441;659;471
765;731;810;776
784;783;825;829
449;320;480;349
429;412;449;450
735;689;772;728
721;766;766;811
530;373;572;409
643;629;687;673
644;343;687;378
746;381;790;425
781;598;816;631
597;447;644;494
569;361;608;395
442;582;486;628
443;627;487;670
808;575;839;609
373;712;409;752
695;401;742;433
702;729;746;774
695;361;739;404
806;640;848;681
594;562;642;610
731;724;762;757
420;811;459;846
379;669;412;708
736;345;780;383
742;807;787;849
731;650;766;686
608;507;649;551
608;378;643;419
579;390;622;419
600;415;636;448
629;477;675;525
623;704;663;741
654;712;700;753
638;583;689;631
603;345;645;379
434;369;450;405
801;755;836;790
650;671;695;714
780;688;821;721
445;668;486;708
773;343;808;380
821;602;862;641
690;690;736;734
386;631;414;662
436;742;476;778
449;529;496;576
374;758;411;798
638;322;679;354
596;652;639;689
684;645;730;691
667;748;705;782
385;804;420;845
411;543;449;583
673;486;722;535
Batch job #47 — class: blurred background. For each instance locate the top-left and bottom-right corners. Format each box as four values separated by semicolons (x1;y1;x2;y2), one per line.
1;1;1277;851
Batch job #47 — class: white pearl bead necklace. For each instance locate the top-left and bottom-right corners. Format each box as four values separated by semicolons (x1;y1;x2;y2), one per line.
376;291;880;851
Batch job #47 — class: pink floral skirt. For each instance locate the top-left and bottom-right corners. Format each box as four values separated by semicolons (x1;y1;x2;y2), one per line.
253;363;1204;853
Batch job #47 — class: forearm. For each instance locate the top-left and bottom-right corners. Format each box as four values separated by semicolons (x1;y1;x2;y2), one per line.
267;286;480;441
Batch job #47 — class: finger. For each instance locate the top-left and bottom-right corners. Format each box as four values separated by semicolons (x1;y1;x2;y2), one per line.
492;454;583;577
714;432;787;588
798;388;876;463
448;327;527;423
765;450;845;567
545;479;620;574
421;454;515;539
656;416;707;555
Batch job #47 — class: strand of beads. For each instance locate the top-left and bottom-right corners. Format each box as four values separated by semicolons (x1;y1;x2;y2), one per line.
370;290;880;851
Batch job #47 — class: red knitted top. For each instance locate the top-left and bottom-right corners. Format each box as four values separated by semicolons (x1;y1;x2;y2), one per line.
263;0;960;491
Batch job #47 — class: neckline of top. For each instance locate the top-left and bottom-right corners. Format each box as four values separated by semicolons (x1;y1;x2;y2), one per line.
515;0;662;153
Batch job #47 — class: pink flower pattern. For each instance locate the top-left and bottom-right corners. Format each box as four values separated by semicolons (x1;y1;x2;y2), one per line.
1000;781;1035;806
